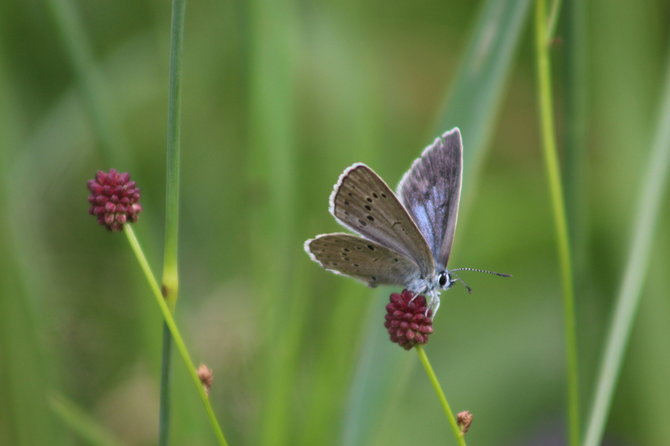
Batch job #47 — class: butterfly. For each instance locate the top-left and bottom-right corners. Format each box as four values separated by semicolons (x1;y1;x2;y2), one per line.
304;128;509;314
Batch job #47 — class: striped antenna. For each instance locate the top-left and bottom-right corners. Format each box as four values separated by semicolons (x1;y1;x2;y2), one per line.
450;267;512;278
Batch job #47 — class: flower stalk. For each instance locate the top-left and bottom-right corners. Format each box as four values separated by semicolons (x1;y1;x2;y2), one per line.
124;226;228;446
416;346;467;446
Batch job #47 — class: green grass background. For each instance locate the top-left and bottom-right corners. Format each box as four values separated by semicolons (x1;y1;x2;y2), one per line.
1;0;669;445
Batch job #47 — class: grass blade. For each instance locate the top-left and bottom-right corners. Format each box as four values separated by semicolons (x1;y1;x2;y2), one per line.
563;0;589;283
162;0;186;308
159;0;187;442
0;50;64;446
437;0;531;192
583;42;670;446
49;394;126;446
245;0;300;444
43;0;129;166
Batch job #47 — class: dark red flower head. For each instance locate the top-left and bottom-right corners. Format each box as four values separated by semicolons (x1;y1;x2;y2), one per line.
384;289;433;350
87;169;142;231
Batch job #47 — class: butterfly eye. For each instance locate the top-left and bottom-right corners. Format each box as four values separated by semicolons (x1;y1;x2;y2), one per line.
438;272;449;288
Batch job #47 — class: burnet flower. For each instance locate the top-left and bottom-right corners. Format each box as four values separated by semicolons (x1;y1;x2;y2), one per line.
87;169;142;231
384;289;434;350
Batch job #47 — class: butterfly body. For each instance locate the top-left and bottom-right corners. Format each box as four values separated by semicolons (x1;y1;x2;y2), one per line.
406;271;456;315
305;128;466;314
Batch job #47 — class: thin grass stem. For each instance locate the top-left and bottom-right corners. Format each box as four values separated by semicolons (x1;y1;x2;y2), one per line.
545;0;563;43
124;225;229;446
583;45;670;446
159;0;187;443
162;0;185;305
415;346;466;446
534;1;580;445
158;323;172;446
564;0;589;284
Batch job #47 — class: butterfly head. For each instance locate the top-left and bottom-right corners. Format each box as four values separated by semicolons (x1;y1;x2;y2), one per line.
437;271;456;290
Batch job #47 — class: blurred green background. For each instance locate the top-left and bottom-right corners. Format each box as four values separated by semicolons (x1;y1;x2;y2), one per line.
1;0;669;445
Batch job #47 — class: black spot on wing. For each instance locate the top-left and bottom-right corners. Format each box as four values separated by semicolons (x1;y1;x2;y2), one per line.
305;233;422;287
330;164;434;275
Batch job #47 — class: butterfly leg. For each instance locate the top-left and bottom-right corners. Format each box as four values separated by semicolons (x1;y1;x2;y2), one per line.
430;297;440;317
407;284;441;317
407;283;426;304
426;289;441;317
449;272;472;294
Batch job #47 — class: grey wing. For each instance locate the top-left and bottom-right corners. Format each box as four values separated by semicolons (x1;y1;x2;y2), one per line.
329;164;434;277
397;128;463;269
304;233;421;288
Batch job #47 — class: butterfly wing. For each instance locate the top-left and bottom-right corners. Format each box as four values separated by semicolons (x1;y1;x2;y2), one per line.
397;128;462;269
304;233;421;287
329;164;435;277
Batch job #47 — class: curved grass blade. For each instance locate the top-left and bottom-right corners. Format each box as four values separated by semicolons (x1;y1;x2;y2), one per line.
245;0;301;444
341;297;415;446
436;0;531;196
0;51;65;446
49;394;127;446
583;41;670;446
342;1;532;444
43;0;130;166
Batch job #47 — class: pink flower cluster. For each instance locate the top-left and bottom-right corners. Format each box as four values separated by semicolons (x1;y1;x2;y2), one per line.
87;169;142;231
384;290;434;350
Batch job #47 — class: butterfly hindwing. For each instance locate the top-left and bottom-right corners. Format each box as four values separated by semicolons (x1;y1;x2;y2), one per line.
304;233;421;288
397;128;462;269
329;164;435;277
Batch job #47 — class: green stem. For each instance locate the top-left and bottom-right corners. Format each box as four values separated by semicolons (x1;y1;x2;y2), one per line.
415;346;466;446
545;0;563;43
124;226;229;446
162;0;185;308
534;1;580;445
564;0;589;283
158;323;172;446
159;0;186;442
582;45;670;446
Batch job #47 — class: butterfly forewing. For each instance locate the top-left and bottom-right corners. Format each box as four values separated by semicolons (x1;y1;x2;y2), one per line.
397;128;462;269
329;164;435;277
305;233;421;287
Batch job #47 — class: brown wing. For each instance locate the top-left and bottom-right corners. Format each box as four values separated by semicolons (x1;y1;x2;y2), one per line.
328;164;434;277
304;233;421;288
397;128;462;269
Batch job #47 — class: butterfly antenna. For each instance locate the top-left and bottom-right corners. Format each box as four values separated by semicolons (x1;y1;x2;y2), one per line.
450;272;472;294
451;267;512;278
